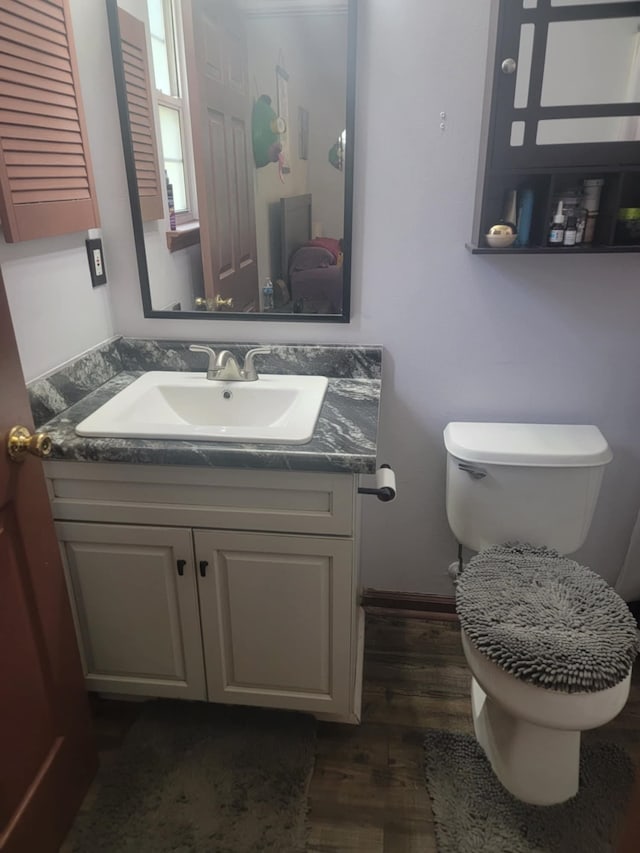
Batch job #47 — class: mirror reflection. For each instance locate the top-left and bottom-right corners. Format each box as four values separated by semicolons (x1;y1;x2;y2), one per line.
542;17;640;107
509;9;640;148
536;115;640;145
110;0;353;320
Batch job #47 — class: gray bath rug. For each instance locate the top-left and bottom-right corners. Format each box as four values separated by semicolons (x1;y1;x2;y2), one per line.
423;730;634;853
65;701;316;853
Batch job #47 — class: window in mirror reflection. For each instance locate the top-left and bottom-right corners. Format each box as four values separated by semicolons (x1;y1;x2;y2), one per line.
541;18;640;107
148;0;177;96
158;105;189;212
148;0;193;220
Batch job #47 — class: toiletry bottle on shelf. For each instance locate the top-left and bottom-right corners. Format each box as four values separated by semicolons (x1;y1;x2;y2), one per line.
583;178;604;245
575;208;587;245
262;277;274;311
165;171;176;231
515;188;534;248
548;201;565;246
563;215;577;247
503;190;518;231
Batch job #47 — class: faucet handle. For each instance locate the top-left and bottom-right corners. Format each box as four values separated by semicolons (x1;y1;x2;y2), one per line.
243;347;271;381
189;344;216;356
189;345;217;378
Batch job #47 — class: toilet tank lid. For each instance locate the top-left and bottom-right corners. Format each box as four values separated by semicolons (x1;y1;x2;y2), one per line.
444;422;613;467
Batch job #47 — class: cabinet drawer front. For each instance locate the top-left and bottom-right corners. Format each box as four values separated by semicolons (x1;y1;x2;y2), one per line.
46;462;355;536
56;521;206;700
195;529;353;715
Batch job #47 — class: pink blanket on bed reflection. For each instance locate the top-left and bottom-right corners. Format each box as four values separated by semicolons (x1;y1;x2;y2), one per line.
304;237;342;263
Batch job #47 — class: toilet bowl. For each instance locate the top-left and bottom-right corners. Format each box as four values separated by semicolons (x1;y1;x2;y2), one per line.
443;422;638;805
462;631;632;732
462;629;632;805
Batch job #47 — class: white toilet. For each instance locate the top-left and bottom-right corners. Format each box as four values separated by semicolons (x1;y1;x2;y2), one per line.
443;422;638;806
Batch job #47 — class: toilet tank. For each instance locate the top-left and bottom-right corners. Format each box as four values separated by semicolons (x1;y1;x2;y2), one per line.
444;423;613;555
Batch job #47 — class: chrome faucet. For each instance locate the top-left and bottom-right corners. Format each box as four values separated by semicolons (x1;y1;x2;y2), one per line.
189;345;270;381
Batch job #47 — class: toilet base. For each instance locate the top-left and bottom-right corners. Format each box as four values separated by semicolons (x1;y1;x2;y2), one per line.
471;677;580;805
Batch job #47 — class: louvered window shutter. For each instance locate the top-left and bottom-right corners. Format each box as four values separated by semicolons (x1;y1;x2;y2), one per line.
0;0;100;242
117;8;164;222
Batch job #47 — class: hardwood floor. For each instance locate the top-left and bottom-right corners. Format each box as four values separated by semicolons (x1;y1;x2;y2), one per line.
83;613;640;852
307;614;640;853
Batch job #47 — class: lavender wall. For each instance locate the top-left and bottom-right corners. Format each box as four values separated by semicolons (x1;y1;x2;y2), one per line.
5;0;640;596
0;0;123;381
106;0;640;596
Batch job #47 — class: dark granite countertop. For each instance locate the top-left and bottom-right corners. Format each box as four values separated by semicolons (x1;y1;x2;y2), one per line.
33;339;382;474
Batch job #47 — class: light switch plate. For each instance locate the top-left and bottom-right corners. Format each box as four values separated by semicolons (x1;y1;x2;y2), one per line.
85;238;107;287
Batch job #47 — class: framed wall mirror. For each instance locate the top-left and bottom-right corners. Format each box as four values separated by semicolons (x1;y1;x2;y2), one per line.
106;0;356;322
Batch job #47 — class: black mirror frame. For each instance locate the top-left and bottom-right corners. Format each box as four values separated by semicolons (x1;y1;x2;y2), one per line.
105;0;356;323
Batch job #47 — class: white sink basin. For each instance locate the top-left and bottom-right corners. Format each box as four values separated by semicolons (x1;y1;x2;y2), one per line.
76;372;329;444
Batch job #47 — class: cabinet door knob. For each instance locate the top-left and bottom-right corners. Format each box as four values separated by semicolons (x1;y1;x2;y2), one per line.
199;560;208;578
176;559;186;576
501;57;517;75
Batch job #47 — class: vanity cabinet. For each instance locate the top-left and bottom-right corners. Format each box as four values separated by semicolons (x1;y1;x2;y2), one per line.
195;530;353;714
56;522;206;701
46;462;363;722
470;0;640;254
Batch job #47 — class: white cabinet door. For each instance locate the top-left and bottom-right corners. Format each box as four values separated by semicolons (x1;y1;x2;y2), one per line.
195;529;353;715
56;522;206;700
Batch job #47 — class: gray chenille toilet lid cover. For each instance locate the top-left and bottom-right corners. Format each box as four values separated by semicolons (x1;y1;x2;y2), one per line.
456;543;639;694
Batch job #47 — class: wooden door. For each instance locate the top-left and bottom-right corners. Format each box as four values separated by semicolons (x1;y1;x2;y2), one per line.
182;0;259;311
194;529;353;715
0;275;96;853
56;522;206;701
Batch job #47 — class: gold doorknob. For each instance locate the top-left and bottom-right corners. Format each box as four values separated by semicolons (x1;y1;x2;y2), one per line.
7;425;53;462
194;295;234;311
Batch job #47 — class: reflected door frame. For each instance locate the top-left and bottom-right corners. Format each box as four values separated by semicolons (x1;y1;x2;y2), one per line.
182;0;259;312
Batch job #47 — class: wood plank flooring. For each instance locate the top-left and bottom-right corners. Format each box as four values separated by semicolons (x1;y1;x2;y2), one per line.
307;614;640;852
82;614;640;852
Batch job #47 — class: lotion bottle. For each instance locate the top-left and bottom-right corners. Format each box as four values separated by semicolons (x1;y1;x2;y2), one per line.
548;201;565;246
563;215;577;247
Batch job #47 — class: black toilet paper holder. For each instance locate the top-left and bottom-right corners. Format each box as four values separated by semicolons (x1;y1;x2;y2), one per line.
358;463;397;502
